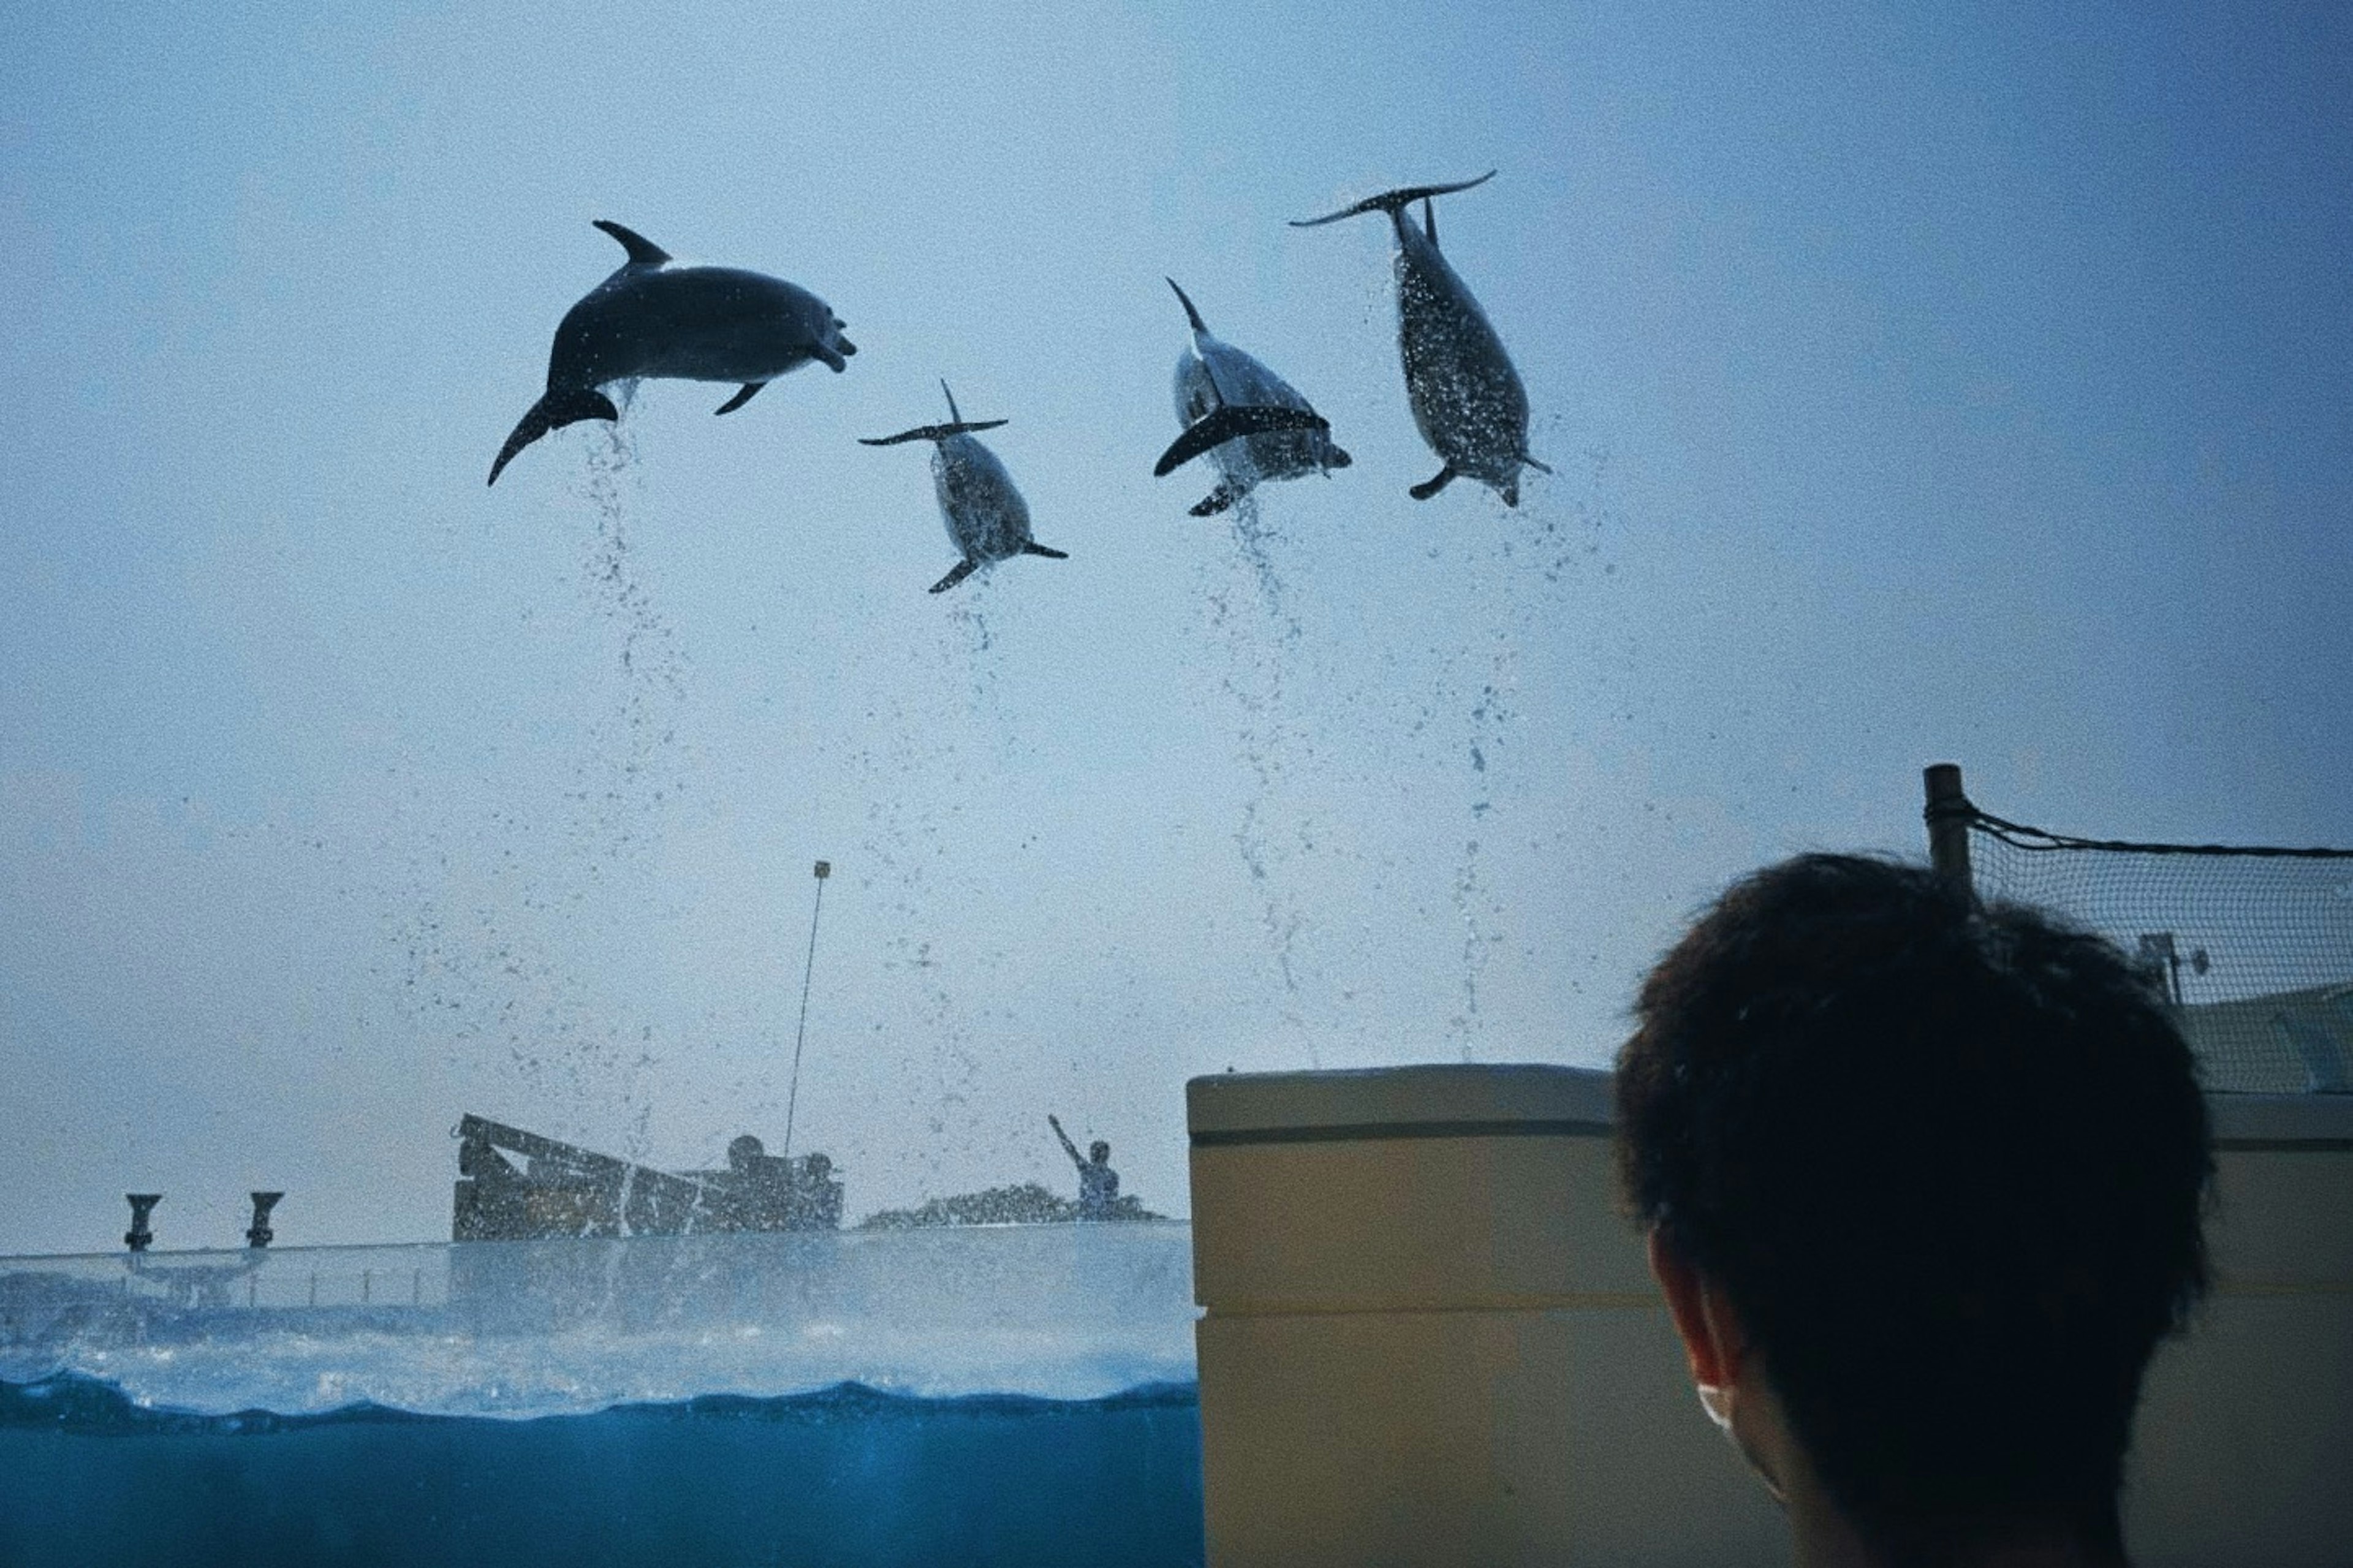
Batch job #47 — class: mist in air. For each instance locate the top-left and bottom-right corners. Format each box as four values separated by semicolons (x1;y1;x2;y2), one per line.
2;1;2346;1253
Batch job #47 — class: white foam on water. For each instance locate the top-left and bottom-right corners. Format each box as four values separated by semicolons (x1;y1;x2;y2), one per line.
0;1224;1196;1419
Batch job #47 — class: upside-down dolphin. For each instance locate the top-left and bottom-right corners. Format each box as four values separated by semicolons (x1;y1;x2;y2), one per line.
1154;279;1349;517
859;382;1068;594
487;221;857;486
1292;173;1548;506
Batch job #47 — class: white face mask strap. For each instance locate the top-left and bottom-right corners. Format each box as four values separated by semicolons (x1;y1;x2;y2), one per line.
1694;1381;1786;1506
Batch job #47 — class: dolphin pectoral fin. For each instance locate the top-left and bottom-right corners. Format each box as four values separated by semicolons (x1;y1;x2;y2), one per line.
1521;455;1553;475
837;337;857;355
1154;406;1330;477
1325;445;1354;469
1290;172;1497;227
1499;480;1520;508
1409;464;1457;501
929;560;980;594
1189;483;1240;517
812;343;847;373
487;388;621;486
713;382;766;416
592;220;672;266
1020;542;1069;559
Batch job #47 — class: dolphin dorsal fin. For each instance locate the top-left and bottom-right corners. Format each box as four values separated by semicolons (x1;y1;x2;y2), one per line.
941;379;962;423
593;220;672;266
1422;199;1438;249
1166;278;1210;336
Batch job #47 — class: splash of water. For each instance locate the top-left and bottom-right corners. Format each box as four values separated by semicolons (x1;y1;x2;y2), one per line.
1195;493;1316;1064
1436;433;1615;1058
574;392;692;865
846;674;986;1196
382;390;690;1134
942;572;1009;732
1449;648;1516;1059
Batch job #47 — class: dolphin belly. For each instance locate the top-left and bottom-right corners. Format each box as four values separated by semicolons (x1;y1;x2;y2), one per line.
934;438;1033;563
1397;255;1528;488
626;318;821;384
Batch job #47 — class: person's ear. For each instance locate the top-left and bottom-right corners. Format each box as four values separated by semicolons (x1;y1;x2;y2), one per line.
1648;1229;1747;1387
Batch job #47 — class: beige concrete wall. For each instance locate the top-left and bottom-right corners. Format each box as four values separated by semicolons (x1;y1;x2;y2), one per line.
1191;1067;2353;1568
1190;1067;1786;1567
2127;1099;2353;1567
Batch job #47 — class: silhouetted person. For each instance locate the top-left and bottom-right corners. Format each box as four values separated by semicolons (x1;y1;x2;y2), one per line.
1616;854;2211;1568
794;1151;843;1230
1049;1114;1119;1220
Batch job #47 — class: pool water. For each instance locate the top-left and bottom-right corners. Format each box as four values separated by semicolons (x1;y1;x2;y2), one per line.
0;1373;1203;1567
0;1225;1203;1566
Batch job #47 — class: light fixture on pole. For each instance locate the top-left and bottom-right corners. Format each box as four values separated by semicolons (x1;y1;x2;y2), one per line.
782;860;831;1161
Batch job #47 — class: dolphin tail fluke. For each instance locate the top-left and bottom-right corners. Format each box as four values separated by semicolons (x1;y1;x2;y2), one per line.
1153;404;1331;477
1020;542;1069;559
1409;464;1457;501
858;419;1010;447
714;382;767;416
487;388;621;486
1290;172;1497;228
1165;278;1209;335
593;220;672;265
929;560;980;594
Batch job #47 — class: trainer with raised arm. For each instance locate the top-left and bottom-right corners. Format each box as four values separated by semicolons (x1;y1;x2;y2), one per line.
1049;1114;1120;1221
1616;854;2212;1568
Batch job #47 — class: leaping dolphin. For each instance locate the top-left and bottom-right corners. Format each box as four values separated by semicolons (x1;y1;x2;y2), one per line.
1292;173;1548;506
1154;279;1349;517
860;382;1069;594
488;221;857;486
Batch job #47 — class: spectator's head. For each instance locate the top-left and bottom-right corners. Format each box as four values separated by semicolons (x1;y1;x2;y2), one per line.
1616;854;2211;1562
1089;1140;1111;1165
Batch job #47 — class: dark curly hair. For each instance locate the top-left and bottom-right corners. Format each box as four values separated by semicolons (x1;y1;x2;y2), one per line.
1616;854;2211;1558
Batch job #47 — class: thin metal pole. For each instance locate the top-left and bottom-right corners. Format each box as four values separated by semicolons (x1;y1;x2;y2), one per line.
782;860;832;1161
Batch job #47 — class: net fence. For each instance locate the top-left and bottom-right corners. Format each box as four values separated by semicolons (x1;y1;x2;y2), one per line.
1960;809;2353;1095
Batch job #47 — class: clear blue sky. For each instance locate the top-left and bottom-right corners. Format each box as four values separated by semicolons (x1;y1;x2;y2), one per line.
3;0;2347;1253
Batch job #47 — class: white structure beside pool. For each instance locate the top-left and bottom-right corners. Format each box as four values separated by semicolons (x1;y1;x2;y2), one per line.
1188;1064;2353;1567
